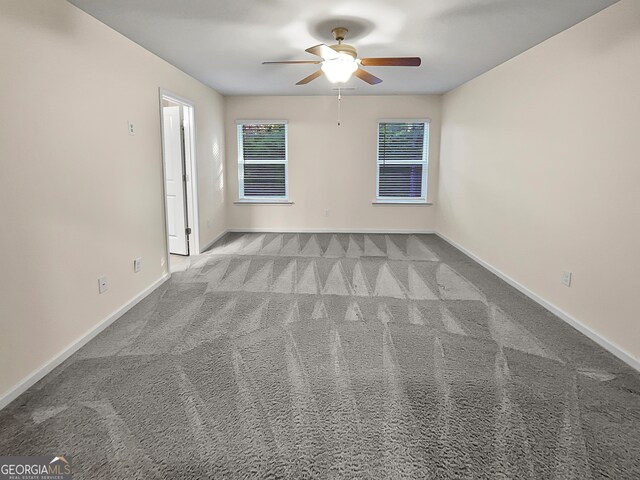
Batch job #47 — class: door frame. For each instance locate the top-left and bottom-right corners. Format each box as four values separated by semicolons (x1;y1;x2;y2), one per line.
159;89;200;263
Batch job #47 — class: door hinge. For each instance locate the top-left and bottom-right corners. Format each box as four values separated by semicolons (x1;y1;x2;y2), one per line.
185;227;192;235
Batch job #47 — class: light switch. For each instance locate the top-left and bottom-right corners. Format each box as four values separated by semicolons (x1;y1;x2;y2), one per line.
98;276;109;294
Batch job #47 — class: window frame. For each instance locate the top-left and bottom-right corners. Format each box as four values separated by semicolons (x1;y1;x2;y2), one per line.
375;118;430;204
236;119;289;202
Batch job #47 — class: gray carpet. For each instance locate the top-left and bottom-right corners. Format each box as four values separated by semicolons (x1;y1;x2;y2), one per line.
1;233;639;479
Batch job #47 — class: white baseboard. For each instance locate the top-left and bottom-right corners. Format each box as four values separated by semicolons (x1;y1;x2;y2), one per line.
199;229;230;253
435;232;639;372
0;273;171;411
227;228;437;234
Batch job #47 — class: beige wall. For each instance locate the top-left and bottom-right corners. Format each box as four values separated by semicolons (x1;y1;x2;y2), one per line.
438;0;640;362
0;0;225;400
225;95;441;232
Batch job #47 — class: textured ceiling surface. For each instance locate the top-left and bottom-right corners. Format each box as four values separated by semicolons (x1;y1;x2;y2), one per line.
68;0;618;95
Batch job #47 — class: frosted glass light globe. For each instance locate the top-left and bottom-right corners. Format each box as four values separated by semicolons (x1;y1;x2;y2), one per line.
321;54;358;83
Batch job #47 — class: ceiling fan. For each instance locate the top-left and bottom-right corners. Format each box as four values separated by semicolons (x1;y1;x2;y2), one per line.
263;27;421;85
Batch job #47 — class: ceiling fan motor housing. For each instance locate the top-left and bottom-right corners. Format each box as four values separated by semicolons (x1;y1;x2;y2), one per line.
331;43;357;59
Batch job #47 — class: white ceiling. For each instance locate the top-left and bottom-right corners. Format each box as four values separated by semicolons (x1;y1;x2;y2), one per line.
68;0;617;96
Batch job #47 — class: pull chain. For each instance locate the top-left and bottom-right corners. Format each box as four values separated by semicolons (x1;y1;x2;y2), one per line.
337;88;342;126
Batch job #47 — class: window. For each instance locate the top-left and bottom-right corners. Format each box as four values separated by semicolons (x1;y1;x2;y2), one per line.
376;120;429;203
237;120;288;201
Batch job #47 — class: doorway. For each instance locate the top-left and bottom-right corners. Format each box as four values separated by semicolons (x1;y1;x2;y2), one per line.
159;90;199;263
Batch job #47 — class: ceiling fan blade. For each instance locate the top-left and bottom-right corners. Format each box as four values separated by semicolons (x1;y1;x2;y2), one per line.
360;57;422;67
296;70;323;85
262;60;321;64
353;68;382;85
305;44;340;60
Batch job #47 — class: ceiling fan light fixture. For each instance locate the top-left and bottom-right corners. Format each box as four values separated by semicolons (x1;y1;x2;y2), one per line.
321;54;358;83
263;26;419;86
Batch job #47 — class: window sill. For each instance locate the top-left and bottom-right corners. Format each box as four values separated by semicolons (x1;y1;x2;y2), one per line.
372;201;433;206
234;200;294;205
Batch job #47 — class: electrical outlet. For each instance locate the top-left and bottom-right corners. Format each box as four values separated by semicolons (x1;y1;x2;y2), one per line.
98;276;109;294
133;258;142;273
128;121;135;136
561;271;572;287
324;209;330;217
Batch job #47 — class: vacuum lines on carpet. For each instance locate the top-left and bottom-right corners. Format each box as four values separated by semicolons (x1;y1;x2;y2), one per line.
1;233;638;479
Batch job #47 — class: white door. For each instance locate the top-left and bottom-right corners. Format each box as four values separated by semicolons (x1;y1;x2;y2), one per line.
163;106;189;255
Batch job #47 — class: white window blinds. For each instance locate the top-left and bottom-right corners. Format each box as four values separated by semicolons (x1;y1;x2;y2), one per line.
237;121;288;199
377;121;429;202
